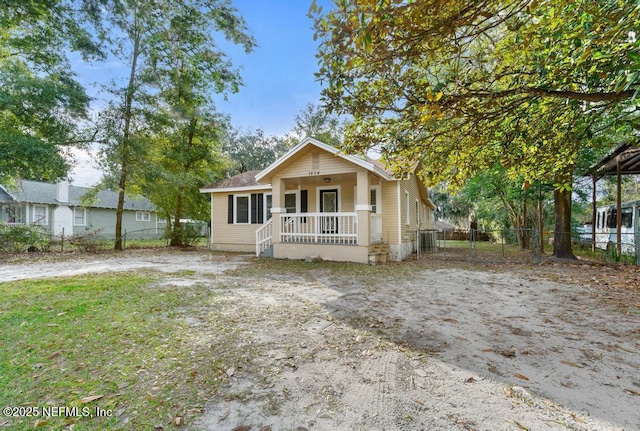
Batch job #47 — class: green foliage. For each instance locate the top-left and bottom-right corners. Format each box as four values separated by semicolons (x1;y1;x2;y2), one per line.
293;103;346;147
608;247;637;265
311;0;640;259
430;185;474;228
598;176;640;205
0;0;104;182
220;103;347;178
0;222;51;252
222;128;288;175
0;273;243;429
311;0;640;189
69;229;110;253
95;0;256;249
433;166;556;249
165;223;202;247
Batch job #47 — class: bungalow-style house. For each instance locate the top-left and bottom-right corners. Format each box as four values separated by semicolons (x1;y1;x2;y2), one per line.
0;179;165;239
200;137;436;263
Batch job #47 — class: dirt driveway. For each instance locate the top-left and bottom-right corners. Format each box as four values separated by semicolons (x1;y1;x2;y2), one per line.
1;249;638;430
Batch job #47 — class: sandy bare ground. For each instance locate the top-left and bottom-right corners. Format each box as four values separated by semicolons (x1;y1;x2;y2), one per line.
0;249;245;281
1;249;638;430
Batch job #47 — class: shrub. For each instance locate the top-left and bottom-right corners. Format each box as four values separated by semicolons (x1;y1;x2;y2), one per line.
69;229;109;253
166;223;201;247
0;222;51;252
607;247;637;265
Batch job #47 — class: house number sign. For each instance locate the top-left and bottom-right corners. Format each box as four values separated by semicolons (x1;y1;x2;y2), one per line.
308;170;320;176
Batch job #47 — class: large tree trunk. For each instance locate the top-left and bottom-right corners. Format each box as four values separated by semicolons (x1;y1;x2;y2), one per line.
170;188;185;246
114;169;127;251
114;25;141;251
169;119;197;246
552;185;576;260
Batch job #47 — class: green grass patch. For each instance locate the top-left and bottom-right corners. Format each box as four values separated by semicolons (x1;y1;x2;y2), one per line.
123;238;170;249
439;239;528;254
0;273;244;430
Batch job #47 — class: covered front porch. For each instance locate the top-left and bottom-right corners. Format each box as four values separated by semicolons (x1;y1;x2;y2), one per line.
256;211;383;260
1;203;27;224
255;169;385;263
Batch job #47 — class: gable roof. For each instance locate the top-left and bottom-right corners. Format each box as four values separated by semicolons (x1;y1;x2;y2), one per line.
255;137;395;183
0;180;155;211
199;138;434;201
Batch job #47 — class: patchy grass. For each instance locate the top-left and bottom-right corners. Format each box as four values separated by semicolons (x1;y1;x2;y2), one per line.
439;239;530;254
123;238;170;249
222;256;421;285
0;273;250;430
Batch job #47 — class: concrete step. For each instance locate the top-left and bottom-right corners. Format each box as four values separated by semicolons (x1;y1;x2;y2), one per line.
368;243;389;264
370;243;390;253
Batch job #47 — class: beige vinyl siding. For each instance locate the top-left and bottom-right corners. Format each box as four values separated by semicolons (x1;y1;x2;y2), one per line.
210;191;261;251
276;149;360;179
303;188;315;213
397;174;432;243
338;178;356;212
380;180;399;244
399;182;410;242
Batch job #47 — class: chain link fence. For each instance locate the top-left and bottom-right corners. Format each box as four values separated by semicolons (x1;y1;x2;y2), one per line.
414;228;537;264
0;224;175;254
414;228;639;265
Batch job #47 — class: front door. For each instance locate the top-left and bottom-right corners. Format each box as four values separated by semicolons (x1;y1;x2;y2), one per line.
320;189;338;234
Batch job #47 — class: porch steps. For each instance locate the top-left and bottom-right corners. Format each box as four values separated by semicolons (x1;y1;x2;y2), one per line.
368;243;390;264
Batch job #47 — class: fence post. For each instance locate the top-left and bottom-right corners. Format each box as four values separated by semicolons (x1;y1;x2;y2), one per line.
61;227;64;253
123;229;127;250
532;228;541;264
468;228;477;261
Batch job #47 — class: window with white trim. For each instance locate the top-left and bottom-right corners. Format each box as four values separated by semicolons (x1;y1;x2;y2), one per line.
265;194;273;221
74;208;86;226
227;193;268;224
33;205;47;225
405;191;410;225
370;188;378;213
136;211;151;222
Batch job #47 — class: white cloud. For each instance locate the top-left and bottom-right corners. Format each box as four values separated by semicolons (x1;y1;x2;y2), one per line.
69;147;103;187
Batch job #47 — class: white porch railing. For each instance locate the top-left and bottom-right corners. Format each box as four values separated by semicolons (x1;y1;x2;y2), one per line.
371;214;382;243
280;212;357;245
255;218;273;256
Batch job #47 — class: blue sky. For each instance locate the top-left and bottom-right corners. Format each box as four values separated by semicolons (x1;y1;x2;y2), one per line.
71;0;334;186
213;0;332;136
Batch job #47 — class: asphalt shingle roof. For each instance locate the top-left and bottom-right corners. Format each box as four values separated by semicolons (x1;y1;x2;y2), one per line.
202;170;265;189
0;180;155;211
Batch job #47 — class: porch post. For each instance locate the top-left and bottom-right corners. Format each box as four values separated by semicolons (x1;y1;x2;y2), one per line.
356;169;371;246
271;177;285;244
